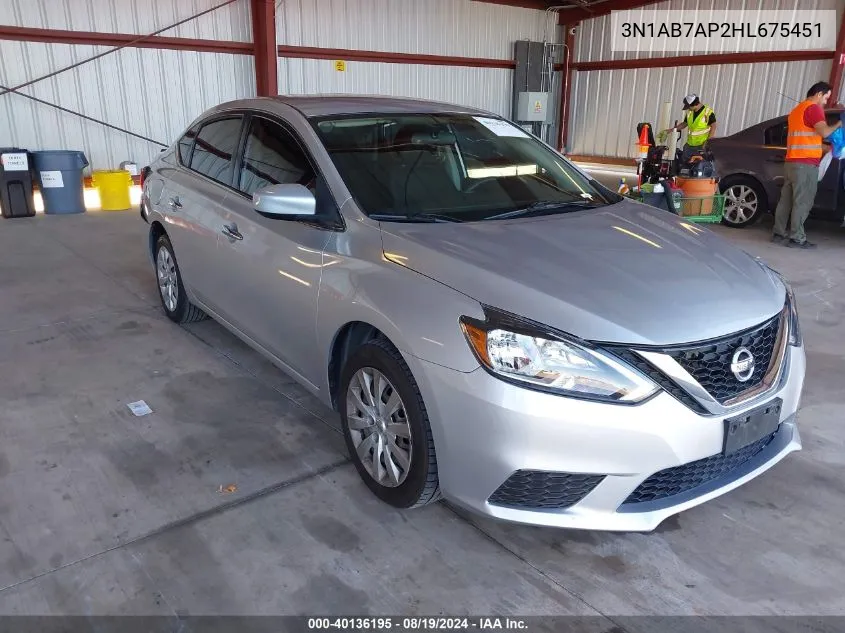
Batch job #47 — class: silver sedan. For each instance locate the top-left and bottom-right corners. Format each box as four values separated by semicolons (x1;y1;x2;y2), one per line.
142;96;805;531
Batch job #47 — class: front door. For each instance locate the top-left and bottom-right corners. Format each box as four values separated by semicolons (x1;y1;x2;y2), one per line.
211;114;334;387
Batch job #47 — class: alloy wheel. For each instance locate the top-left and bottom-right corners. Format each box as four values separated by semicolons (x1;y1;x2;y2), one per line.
346;367;413;488
723;184;758;225
156;247;178;312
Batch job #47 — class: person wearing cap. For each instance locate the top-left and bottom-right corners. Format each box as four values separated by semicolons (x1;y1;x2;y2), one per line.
772;81;844;249
663;94;717;163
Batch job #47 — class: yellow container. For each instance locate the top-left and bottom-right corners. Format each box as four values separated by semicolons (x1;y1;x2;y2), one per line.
92;169;132;211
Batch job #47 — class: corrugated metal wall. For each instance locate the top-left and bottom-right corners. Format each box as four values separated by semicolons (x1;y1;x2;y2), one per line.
276;0;559;118
0;0;254;171
1;0;559;169
0;42;255;170
3;0;251;40
279;60;513;116
568;0;843;158
278;0;556;59
570;59;833;158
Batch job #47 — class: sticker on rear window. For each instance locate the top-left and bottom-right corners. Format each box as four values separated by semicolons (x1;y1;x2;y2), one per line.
473;117;530;138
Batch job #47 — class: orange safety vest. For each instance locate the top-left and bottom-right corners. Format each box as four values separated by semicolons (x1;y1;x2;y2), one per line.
786;100;823;160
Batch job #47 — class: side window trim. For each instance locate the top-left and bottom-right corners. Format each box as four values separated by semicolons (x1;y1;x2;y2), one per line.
233;111;346;231
184;113;248;192
234;113;319;199
177;122;200;168
764;121;787;148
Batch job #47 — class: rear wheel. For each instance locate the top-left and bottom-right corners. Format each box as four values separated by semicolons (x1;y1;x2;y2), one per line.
154;235;207;324
339;337;440;509
720;175;767;228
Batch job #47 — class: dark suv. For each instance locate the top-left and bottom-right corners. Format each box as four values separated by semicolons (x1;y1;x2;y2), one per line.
709;109;844;228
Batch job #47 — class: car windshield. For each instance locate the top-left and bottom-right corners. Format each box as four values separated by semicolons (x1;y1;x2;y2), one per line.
312;113;621;222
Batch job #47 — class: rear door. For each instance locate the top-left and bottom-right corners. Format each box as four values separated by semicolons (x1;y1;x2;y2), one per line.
211;113;337;386
162;115;246;308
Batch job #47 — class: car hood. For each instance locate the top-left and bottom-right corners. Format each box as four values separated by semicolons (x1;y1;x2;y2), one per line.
379;200;785;346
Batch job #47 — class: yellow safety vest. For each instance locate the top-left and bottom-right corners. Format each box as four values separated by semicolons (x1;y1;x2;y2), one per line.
686;105;714;147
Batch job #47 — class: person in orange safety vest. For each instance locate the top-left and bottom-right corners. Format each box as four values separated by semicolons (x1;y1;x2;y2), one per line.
773;81;843;249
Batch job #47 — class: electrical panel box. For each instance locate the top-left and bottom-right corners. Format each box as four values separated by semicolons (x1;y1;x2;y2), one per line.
516;92;549;122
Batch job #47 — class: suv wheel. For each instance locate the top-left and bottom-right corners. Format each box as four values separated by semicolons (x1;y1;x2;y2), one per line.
720;175;767;228
154;235;207;324
339;337;441;508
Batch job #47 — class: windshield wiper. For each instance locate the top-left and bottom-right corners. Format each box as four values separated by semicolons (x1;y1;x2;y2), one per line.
369;213;461;223
483;200;598;221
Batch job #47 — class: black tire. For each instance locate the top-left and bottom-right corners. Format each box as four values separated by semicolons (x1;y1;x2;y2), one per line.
339;337;441;509
719;175;767;228
154;235;207;324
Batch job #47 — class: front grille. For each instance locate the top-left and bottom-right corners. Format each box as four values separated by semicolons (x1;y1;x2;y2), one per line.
622;432;777;505
488;470;604;510
611;349;709;414
667;314;782;404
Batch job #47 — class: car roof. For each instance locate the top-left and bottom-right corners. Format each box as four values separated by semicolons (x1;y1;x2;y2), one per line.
208;95;494;118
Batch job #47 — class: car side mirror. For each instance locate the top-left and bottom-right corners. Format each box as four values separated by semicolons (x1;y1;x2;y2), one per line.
253;183;316;217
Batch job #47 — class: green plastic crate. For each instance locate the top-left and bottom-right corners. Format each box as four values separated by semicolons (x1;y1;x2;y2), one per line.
679;193;725;224
626;191;725;224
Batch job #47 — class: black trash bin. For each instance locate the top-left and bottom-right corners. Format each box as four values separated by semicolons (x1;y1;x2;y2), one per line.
0;148;36;219
32;150;89;215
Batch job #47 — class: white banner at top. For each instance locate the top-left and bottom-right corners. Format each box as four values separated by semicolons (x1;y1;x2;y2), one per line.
610;10;837;53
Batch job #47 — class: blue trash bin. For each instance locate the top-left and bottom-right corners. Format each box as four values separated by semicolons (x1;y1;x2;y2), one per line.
32;150;88;214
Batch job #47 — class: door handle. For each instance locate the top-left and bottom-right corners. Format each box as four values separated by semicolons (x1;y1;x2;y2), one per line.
168;196;183;209
221;224;243;241
767;157;785;163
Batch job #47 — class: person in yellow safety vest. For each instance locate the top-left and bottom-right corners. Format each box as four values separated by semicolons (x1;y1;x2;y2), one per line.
772;81;843;249
663;94;717;163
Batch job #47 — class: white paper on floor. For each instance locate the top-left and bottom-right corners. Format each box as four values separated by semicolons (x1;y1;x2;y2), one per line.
127;400;153;416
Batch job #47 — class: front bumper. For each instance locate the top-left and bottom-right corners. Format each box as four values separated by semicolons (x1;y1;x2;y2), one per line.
407;344;805;531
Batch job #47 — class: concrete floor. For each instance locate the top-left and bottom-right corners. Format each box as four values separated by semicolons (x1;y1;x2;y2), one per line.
0;210;843;619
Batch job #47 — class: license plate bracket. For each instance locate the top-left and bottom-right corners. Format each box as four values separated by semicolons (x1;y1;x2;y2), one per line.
723;399;782;456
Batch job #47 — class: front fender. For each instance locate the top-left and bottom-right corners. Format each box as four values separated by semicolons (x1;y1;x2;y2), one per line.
315;219;484;396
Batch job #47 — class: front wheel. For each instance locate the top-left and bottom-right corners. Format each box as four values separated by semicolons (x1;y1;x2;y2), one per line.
339;337;441;509
154;235;207;324
720;176;767;228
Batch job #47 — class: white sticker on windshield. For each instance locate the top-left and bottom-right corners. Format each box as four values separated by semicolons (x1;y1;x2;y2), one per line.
473;117;530;138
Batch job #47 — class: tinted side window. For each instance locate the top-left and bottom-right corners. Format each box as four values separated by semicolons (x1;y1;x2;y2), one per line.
190;117;243;185
178;124;199;165
238;117;315;196
764;122;787;147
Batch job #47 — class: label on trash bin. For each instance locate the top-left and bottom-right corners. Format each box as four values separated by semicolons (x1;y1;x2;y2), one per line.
1;153;28;171
40;171;64;188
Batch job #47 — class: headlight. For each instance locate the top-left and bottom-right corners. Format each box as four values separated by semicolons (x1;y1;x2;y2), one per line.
755;257;801;347
460;309;659;404
785;283;801;346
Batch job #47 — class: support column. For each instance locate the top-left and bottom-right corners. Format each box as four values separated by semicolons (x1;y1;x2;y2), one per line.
830;12;845;106
251;0;278;97
557;21;577;152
